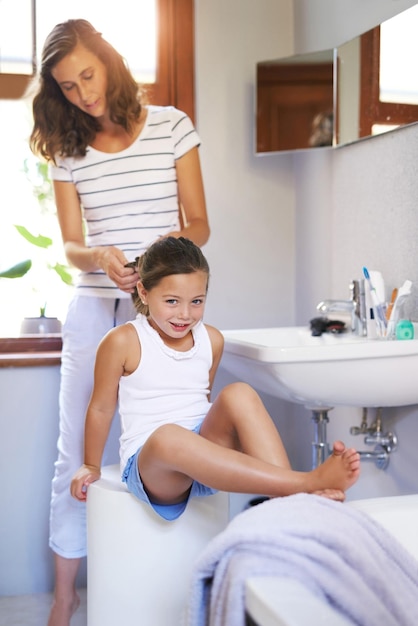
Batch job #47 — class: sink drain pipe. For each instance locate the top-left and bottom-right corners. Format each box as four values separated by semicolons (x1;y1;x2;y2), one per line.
310;407;397;470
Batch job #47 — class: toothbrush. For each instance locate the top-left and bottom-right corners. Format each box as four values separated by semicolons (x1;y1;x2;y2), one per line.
387;279;413;338
362;267;387;336
386;288;398;321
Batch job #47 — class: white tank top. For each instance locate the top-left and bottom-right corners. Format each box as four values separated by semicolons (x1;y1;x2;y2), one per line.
118;314;213;471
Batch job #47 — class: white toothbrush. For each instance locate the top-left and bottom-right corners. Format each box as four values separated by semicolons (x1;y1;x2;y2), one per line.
362;267;387;337
387;279;413;338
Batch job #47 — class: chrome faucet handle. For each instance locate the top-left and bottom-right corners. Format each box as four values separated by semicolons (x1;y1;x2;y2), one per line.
350;279;367;336
350;280;360;313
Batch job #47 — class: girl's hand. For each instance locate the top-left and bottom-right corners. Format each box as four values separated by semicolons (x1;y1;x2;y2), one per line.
70;464;101;501
95;246;138;293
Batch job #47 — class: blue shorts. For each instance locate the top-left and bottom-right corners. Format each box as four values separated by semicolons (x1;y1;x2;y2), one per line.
122;422;217;521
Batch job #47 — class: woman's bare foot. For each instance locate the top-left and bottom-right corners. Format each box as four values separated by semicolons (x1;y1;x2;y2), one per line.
310;440;360;494
47;592;80;626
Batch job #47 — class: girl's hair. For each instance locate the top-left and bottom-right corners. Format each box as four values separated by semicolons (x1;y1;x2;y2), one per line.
29;19;142;163
129;237;210;315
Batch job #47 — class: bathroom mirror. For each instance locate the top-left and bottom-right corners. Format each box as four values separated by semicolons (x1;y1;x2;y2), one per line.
256;4;418;154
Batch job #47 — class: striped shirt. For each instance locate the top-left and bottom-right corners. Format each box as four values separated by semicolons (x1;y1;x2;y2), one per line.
50;105;200;298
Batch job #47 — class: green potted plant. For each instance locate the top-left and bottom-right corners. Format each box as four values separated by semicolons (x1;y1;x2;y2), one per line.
0;158;74;334
15;224;74;333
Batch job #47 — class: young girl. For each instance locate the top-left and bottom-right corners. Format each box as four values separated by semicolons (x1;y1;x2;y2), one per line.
71;237;360;518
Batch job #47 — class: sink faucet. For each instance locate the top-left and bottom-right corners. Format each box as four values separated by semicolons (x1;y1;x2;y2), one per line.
316;279;367;336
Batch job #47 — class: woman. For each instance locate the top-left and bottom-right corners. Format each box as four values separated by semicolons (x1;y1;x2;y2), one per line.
30;19;209;626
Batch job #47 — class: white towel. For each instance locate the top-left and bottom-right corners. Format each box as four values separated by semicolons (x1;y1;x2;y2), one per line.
185;493;418;626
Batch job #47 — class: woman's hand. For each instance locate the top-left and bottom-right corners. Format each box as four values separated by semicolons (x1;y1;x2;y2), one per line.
94;245;139;293
70;464;101;501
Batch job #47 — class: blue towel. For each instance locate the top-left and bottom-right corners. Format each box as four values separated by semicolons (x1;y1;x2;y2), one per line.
185;493;418;626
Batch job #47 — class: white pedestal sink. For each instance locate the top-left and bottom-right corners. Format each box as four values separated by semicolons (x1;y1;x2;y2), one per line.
221;326;418;468
221;326;418;409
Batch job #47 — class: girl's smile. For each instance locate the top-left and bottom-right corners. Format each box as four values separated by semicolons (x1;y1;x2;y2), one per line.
170;322;191;332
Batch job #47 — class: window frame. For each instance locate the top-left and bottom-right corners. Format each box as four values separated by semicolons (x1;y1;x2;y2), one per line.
151;0;195;122
359;26;418;138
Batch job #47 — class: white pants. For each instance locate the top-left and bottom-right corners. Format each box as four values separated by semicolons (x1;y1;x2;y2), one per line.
49;295;135;559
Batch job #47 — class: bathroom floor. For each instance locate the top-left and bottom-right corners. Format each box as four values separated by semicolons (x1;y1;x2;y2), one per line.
0;589;87;625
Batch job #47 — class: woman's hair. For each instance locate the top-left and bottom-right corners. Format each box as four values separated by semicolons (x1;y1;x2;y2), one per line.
29;19;142;162
129;237;210;315
309;111;334;147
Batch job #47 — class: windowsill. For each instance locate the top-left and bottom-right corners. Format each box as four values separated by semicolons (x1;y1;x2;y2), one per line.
0;335;62;368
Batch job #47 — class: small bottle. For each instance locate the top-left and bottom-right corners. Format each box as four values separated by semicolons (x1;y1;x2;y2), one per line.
395;319;414;340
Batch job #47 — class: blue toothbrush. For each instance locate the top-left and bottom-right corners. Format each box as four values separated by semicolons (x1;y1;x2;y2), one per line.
363;267;387;336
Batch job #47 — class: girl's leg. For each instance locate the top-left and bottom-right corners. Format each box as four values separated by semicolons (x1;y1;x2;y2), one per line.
138;383;360;504
201;382;346;500
200;382;292;467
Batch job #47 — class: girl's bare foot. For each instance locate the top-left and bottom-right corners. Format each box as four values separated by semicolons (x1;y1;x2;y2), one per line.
313;488;345;502
311;440;360;494
47;592;80;626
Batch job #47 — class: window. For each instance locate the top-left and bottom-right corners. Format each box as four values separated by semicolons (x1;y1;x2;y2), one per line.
360;5;418;138
0;0;33;75
0;0;194;337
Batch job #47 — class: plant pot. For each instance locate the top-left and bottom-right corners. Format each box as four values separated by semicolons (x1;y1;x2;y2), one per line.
20;316;62;335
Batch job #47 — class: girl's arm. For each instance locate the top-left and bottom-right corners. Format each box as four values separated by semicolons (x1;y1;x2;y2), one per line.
205;325;225;395
173;147;210;247
53;180;138;293
70;325;136;501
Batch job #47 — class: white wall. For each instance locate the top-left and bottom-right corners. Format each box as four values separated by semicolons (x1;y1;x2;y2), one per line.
0;366;60;595
293;0;417;51
195;0;296;331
